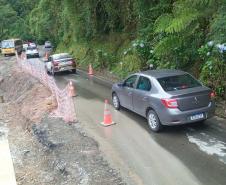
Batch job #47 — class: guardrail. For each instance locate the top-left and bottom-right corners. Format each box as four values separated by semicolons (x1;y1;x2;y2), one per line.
16;53;77;123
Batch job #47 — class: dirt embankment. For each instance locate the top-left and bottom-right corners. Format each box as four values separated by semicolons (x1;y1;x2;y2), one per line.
0;56;125;185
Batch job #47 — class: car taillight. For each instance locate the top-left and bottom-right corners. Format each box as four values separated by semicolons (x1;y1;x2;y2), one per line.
161;98;178;108
53;61;59;66
210;91;215;99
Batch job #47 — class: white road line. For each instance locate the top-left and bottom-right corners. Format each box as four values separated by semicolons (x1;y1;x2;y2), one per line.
0;125;17;185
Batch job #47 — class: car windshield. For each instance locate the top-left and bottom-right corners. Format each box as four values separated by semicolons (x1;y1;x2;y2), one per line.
27;46;36;50
2;40;14;48
158;74;202;92
53;54;71;60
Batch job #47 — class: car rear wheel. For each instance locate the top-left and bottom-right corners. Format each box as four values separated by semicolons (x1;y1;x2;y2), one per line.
147;110;162;132
51;68;55;76
45;66;50;75
112;93;120;110
71;69;76;74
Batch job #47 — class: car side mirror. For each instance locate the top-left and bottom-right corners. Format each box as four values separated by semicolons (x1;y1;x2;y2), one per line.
118;82;124;87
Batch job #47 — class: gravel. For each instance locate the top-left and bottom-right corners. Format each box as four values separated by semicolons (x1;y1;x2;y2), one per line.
0;55;126;185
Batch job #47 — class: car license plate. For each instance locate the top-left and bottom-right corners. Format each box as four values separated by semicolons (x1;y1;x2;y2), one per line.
60;62;69;66
190;113;204;121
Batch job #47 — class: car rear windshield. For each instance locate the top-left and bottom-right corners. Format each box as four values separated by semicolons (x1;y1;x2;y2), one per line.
53;54;71;60
157;74;202;92
45;45;52;48
27;46;36;50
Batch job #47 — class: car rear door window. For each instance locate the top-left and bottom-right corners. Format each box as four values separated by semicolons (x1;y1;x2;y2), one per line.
158;74;202;92
124;75;137;88
136;76;151;91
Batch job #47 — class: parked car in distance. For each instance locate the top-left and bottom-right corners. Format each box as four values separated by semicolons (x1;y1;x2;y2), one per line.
26;45;39;58
45;53;76;75
29;42;37;48
22;43;28;51
44;41;53;58
44;41;52;49
112;69;215;132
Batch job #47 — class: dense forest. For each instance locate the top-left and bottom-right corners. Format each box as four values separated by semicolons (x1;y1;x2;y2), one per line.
1;0;226;98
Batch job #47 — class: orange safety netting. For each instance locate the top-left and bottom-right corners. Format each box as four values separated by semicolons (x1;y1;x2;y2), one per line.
16;53;77;123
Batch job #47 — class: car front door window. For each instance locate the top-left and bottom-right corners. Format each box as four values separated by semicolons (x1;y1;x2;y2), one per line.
124;75;137;88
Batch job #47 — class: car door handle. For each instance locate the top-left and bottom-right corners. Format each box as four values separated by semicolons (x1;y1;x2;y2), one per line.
142;97;148;101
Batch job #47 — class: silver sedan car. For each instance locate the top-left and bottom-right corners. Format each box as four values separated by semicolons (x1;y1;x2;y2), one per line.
112;69;215;132
45;53;76;75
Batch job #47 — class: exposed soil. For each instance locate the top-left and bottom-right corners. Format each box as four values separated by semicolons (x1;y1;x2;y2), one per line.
0;55;125;185
215;100;226;119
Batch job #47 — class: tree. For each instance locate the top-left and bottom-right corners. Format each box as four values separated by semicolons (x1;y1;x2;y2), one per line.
153;0;221;69
0;1;17;39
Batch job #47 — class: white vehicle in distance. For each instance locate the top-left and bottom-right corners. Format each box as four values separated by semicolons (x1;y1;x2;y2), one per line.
29;43;37;48
22;43;28;51
44;41;52;49
26;45;39;59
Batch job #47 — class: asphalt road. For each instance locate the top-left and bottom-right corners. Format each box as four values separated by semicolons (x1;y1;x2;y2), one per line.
33;48;226;185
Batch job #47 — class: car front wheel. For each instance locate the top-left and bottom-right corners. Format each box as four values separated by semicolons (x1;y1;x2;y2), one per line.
112;93;120;110
147;110;162;132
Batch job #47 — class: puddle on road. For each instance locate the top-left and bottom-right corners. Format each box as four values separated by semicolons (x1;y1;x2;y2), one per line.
187;128;226;164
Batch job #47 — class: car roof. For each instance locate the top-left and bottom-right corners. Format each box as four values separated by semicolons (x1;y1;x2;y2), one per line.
138;69;187;79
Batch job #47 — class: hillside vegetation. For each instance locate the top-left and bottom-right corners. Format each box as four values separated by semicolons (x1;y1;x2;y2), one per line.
1;0;226;98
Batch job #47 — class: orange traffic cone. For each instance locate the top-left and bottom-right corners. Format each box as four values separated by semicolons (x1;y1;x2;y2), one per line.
68;81;76;97
100;99;115;127
23;52;27;60
45;52;48;60
88;64;94;75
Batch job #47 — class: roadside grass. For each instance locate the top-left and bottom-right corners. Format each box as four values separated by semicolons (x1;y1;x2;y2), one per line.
56;33;144;80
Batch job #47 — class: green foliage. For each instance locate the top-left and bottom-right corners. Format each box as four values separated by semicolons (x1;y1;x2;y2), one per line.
200;59;226;97
210;4;226;42
198;41;226;97
113;54;142;79
0;1;17;39
2;0;226;98
153;0;220;69
93;49;117;70
0;0;39;40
